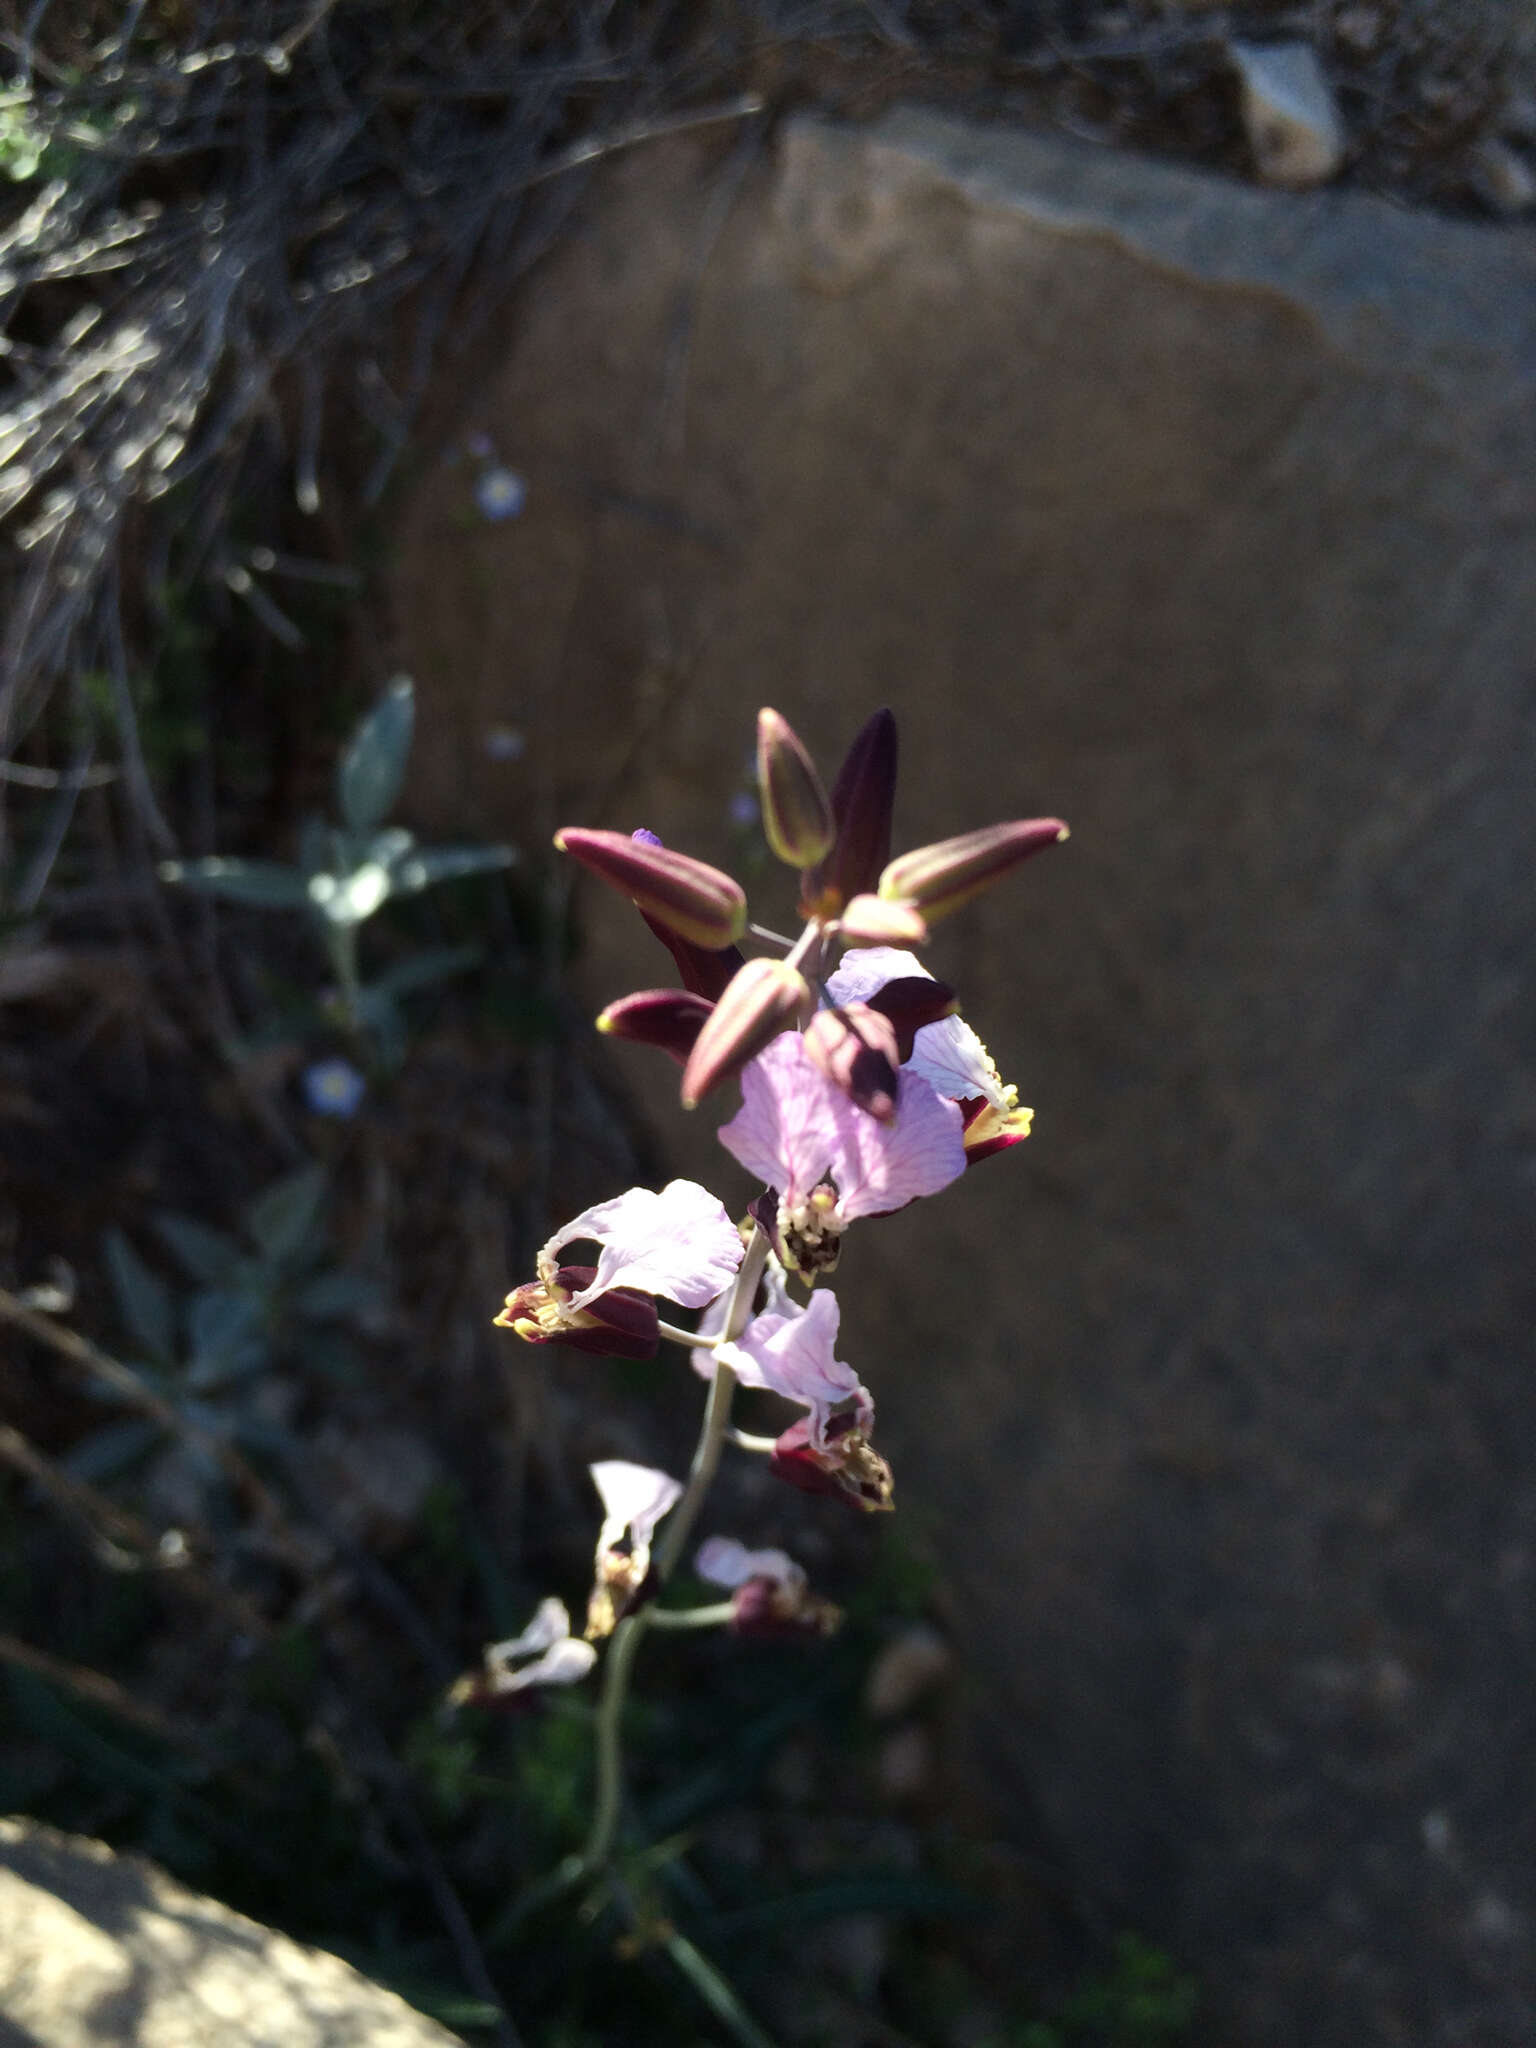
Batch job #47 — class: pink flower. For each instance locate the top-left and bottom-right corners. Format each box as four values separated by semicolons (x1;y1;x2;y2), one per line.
717;1031;964;1272
725;1289;871;1453
695;1534;841;1638
539;1180;744;1311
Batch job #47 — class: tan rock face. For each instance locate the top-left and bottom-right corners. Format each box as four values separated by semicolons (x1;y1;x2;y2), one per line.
0;1819;463;2046
389;110;1536;2046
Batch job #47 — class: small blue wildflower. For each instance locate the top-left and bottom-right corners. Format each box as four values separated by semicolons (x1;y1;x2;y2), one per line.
302;1057;366;1118
464;430;495;461
475;465;526;522
729;790;760;828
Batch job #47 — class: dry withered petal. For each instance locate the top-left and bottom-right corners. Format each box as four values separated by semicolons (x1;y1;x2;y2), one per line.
598;988;713;1065
494;1264;660;1359
770;1414;894;1512
864;974;959;1061
877;818;1068;922
729;1575;843;1640
680;957;809;1110
554;826;747;950
805;707;898;916
757;707;835;868
803;1002;901;1123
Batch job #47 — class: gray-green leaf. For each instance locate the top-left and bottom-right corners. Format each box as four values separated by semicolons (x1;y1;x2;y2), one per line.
243;1162;328;1265
158;858;311;910
337;675;415;832
153;1212;240;1287
386;844;515;895
102;1229;175;1364
185;1292;266;1391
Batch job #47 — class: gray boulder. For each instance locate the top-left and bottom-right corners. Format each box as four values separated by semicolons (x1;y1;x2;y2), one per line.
392;107;1536;2045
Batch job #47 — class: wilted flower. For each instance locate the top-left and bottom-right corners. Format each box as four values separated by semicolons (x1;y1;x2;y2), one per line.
496;1180;744;1355
301;1056;366;1117
448;1597;597;1707
695;1535;841;1638
587;1460;684;1639
475;465;526;521
718;1031;965;1272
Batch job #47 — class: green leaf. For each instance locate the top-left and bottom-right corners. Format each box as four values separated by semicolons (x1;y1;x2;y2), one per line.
337;675;415;831
102;1229;175;1364
243;1163;328;1265
185;1291;266;1391
152;1212;240;1287
385;844;515;894
698;1872;985;1940
157;858;311;910
353;986;406;1069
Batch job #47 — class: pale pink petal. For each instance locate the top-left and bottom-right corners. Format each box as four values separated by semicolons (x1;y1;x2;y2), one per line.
827;1067;965;1220
689;1255;797;1385
544;1179;744;1312
717;1033;842;1205
695;1535;804;1591
827;946;1010;1109
733;1290;873;1448
589;1459;684;1551
483;1600;598;1694
500;1636;598;1691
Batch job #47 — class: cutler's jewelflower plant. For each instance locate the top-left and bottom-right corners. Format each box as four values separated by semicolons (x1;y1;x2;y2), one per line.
472;706;1066;2023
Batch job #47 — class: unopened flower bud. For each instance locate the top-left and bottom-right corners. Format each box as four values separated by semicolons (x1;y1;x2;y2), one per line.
803;1003;901;1123
555;826;746;950
757;708;834;869
680;959;809;1110
804;708;898;917
598;988;713;1065
836;893;928;947
864;974;959;1060
878;818;1068;922
494;1265;660;1359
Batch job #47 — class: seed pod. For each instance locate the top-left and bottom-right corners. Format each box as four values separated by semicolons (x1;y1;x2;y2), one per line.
878;818;1068;922
805;708;899;916
554;827;746;950
757;708;834;869
803;1003;901;1123
836;893;929;947
680;957;809;1110
597;988;713;1065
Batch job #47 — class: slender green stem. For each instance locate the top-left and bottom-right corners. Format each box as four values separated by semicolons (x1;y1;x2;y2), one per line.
329;921;362;1034
656;1317;704;1349
646;1602;735;1630
580;1222;771;1872
662;1928;782;2048
726;1426;779;1454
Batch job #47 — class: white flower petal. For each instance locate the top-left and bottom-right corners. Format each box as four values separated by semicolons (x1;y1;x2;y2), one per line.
501;1636;597;1691
589;1459;684;1552
543;1179;744;1313
695;1535;804;1591
689;1255;797;1384
733;1290;872;1449
487;1595;573;1665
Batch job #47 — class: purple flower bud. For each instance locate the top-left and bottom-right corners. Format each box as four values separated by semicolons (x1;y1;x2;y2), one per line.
680;960;810;1110
803;1003;901;1124
597;988;713;1065
804;708;898;916
757;708;834;869
555;826;747;951
878;818;1068;922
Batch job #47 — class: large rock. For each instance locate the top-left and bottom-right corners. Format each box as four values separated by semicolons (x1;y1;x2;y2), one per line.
0;1818;463;2047
390;109;1536;2045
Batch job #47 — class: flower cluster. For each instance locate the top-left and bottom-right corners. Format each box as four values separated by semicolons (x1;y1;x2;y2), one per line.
457;707;1064;1707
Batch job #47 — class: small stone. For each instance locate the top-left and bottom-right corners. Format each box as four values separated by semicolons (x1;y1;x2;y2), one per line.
864;1622;954;1718
1230;41;1346;189
876;1723;933;1802
1470;139;1536;217
1333;8;1381;56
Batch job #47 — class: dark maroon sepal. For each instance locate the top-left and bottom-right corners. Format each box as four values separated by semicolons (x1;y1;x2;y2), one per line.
866;975;958;1061
805;708;898;913
551;1264;661;1359
639;908;744;1001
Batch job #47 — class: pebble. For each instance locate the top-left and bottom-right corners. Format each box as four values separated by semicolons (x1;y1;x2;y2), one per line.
863;1622;954;1718
1230;40;1346;189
